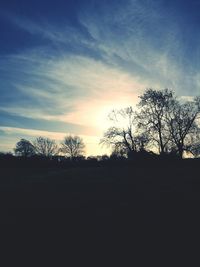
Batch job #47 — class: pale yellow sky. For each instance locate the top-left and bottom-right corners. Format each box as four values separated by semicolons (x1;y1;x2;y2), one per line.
0;126;108;156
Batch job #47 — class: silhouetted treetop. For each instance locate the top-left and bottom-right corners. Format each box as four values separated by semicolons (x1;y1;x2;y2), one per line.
33;137;58;157
14;139;36;157
100;107;149;157
61;135;85;158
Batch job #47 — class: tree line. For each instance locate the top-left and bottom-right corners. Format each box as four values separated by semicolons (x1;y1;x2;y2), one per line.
14;135;85;159
8;88;200;160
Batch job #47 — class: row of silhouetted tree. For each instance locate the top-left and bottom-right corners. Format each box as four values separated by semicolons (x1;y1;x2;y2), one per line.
7;88;200;160
14;135;85;158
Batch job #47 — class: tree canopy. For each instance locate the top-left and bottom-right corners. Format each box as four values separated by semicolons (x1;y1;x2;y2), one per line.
60;135;85;158
14;139;36;157
102;89;200;158
33;137;58;157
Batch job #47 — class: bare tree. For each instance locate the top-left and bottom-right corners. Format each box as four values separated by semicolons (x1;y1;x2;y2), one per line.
33;137;58;157
61;135;85;158
14;139;35;157
137;88;174;154
137;89;200;158
102;89;200;159
166;97;200;158
100;107;149;156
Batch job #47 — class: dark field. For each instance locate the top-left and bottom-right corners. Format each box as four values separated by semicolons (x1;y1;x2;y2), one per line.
0;159;199;262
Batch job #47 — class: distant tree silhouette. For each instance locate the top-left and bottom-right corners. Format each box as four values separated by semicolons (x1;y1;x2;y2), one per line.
137;88;174;155
60;135;85;158
100;107;149;156
14;139;35;157
33;137;58;157
166;96;200;158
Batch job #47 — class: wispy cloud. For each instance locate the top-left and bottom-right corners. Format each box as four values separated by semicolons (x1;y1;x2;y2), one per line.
0;51;148;129
79;0;200;95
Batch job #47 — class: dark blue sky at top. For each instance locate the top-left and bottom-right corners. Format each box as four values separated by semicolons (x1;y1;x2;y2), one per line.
0;0;86;54
0;0;200;55
1;0;200;152
0;0;199;61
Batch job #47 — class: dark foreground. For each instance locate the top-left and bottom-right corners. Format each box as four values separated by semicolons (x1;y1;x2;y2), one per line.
0;159;199;263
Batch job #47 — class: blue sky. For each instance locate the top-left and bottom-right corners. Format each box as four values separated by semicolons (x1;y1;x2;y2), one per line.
0;0;200;155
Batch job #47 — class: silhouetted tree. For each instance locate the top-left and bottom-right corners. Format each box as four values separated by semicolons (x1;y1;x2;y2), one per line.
137;89;200;158
102;89;200;158
101;107;149;156
166;97;200;158
137;89;175;154
14;139;35;157
33;137;58;157
61;135;85;158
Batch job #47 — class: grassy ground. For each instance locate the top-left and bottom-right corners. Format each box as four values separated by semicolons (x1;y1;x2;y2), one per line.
0;160;199;262
0;160;199;220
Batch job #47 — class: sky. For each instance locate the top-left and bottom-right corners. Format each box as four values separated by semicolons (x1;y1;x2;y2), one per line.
0;0;200;155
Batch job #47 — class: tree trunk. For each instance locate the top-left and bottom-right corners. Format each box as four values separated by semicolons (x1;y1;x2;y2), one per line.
158;128;164;154
177;144;183;159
